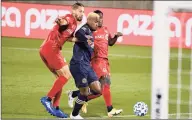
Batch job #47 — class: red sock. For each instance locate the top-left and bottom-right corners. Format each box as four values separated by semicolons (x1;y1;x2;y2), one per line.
47;76;68;99
102;84;112;107
53;89;62;107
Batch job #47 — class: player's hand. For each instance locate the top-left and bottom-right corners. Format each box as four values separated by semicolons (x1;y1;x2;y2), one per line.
55;17;68;26
55;17;61;25
115;32;123;37
87;39;92;45
67;37;78;42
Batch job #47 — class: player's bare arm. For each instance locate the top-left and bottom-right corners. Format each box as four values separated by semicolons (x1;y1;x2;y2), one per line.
108;32;123;46
66;37;78;42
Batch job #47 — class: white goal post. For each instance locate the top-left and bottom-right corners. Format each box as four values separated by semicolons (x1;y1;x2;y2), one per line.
151;1;192;119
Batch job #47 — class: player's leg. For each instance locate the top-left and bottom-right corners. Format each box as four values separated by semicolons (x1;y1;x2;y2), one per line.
47;62;71;118
80;68;102;113
69;64;89;119
53;89;62;109
39;50;57;116
100;75;122;117
40;50;69;118
70;87;89;119
68;60;102;111
47;65;71;99
101;60;123;117
67;87;101;110
67;90;80;108
69;59;102;100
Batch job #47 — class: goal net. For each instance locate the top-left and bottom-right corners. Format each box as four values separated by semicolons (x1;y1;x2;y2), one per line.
151;1;192;119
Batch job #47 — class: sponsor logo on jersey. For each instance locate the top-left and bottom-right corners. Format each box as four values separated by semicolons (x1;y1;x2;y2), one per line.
66;29;73;34
95;34;109;41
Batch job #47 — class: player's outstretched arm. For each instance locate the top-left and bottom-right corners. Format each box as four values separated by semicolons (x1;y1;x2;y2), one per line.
108;32;123;46
67;37;78;42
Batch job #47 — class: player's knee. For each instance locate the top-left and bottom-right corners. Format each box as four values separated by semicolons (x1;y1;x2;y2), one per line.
65;70;72;79
100;75;111;86
93;86;102;95
79;88;89;96
56;65;72;79
90;89;102;96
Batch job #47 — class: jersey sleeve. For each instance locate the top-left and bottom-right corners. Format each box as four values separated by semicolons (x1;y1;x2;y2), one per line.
59;27;74;46
62;14;73;25
59;15;75;45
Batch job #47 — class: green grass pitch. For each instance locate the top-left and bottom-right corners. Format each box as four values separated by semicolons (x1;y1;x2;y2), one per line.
2;37;191;119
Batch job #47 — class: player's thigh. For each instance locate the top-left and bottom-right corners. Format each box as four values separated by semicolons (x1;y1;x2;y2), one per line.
49;52;67;70
92;59;109;79
70;64;89;88
87;68;101;94
48;52;70;78
56;65;71;79
39;50;58;76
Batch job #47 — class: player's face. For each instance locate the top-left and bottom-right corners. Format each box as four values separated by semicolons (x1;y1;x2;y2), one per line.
75;6;84;21
98;13;103;27
90;17;99;31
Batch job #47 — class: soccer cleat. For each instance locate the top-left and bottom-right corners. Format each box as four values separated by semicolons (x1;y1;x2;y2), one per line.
67;90;75;108
108;108;123;117
81;102;88;113
40;96;55;116
70;113;84;119
54;108;68;118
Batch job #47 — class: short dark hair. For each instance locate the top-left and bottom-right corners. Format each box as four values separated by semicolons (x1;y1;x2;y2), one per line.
72;3;84;10
93;10;103;15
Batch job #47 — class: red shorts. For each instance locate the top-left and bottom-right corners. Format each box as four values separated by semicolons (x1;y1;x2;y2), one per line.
39;41;67;74
91;58;110;79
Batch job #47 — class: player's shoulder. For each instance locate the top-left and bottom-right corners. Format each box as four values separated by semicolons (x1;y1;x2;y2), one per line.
102;26;109;31
102;26;108;29
62;14;75;23
98;26;110;34
80;24;91;33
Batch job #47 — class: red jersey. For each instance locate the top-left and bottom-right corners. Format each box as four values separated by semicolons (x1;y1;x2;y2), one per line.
93;26;112;59
40;14;77;49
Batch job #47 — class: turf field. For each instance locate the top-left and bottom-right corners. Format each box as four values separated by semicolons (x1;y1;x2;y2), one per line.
2;37;191;119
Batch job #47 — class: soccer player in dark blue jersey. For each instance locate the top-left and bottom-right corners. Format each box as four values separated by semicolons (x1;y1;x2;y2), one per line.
69;12;101;119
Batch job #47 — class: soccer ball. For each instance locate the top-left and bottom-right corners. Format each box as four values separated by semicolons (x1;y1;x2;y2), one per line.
133;102;148;116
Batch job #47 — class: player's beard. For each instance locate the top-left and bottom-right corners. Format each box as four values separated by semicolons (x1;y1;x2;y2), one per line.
76;15;83;22
77;17;83;22
98;23;102;27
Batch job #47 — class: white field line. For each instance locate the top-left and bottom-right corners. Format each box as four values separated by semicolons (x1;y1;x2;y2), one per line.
2;47;191;59
86;113;192;119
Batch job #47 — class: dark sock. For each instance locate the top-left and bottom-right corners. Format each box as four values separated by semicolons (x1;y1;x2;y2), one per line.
72;90;80;98
47;97;52;101
55;106;59;110
107;105;113;112
72;94;87;116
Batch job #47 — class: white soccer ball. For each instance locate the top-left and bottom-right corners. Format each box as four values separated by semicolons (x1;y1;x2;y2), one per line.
133;102;148;116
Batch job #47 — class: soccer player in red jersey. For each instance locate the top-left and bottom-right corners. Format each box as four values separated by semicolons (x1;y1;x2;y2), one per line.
67;10;123;117
39;3;84;118
91;10;123;117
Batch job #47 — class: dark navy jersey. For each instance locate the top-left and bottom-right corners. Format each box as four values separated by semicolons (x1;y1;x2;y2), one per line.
70;24;94;66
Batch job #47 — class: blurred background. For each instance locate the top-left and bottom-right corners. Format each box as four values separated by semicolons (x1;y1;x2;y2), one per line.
6;0;153;10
